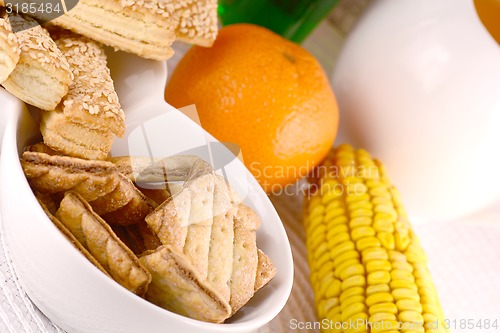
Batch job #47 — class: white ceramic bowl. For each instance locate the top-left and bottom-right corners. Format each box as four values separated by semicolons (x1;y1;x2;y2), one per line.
0;52;293;333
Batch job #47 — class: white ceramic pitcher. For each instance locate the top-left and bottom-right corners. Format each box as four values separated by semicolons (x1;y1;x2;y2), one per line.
332;0;500;220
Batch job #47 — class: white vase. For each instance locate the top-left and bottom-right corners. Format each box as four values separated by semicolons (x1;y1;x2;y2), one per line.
332;0;500;220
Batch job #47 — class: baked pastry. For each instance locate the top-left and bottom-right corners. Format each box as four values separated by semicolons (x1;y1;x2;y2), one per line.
50;0;217;60
145;169;276;318
36;193;110;277
139;245;231;323
90;173;153;225
0;12;20;83
21;151;154;225
112;222;162;256
56;191;151;295
26;142;63;156
228;203;260;315
39;28;125;160
1;13;72;109
39;110;116;161
169;0;218;47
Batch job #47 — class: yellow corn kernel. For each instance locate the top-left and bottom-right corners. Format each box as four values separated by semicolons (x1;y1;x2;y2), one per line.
371;320;399;333
368;302;398;315
340;287;365;303
335;258;360;278
341;295;366;312
356;236;381;251
396;299;423;313
399;310;424;324
303;145;448;333
341;303;367;322
390;280;419;292
378;231;395;250
362;247;389;263
366;284;390;296
330;241;356;259
392;288;420;302
341;275;366;291
339;263;365;281
351;226;376;241
391;269;416;282
327;224;350;240
366;259;392;273
369;312;397;323
392;261;414;272
366;292;394;307
327;232;350;249
333;250;360;267
367;271;391;285
324;297;340;315
325;279;342;299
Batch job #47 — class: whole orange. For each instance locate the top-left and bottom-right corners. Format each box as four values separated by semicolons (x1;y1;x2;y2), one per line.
165;24;338;193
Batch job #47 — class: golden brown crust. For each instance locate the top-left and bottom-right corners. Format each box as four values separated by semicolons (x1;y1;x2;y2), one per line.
26;142;64;156
21;152;154;225
56;191;151;295
255;249;277;292
36;194;111;277
139;245;231;323
144;169;275;316
50;0;217;60
89;173;154;225
21;151;119;199
50;28;125;137
229;203;259;315
168;0;219;47
1;14;72;109
112;222;162;256
0;13;20;83
33;190;60;215
51;0;176;60
39;109;115;161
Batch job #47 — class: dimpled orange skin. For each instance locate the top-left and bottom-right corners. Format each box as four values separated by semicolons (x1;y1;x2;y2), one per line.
165;24;339;193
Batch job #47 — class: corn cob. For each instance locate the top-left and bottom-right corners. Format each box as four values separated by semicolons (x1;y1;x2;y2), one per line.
304;144;448;333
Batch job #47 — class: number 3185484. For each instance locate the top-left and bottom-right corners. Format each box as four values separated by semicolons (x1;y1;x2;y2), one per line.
5;2;62;15
443;319;499;330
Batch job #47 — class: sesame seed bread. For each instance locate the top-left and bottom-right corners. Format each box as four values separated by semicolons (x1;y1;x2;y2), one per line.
0;14;20;83
51;0;176;60
50;28;125;137
168;0;218;47
1;14;72;110
50;0;218;60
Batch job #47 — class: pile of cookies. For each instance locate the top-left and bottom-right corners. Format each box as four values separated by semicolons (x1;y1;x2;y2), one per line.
1;1;277;324
1;0;218;159
22;145;276;323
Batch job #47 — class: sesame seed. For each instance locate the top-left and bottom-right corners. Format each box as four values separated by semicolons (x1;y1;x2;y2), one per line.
49;28;126;137
119;0;218;45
